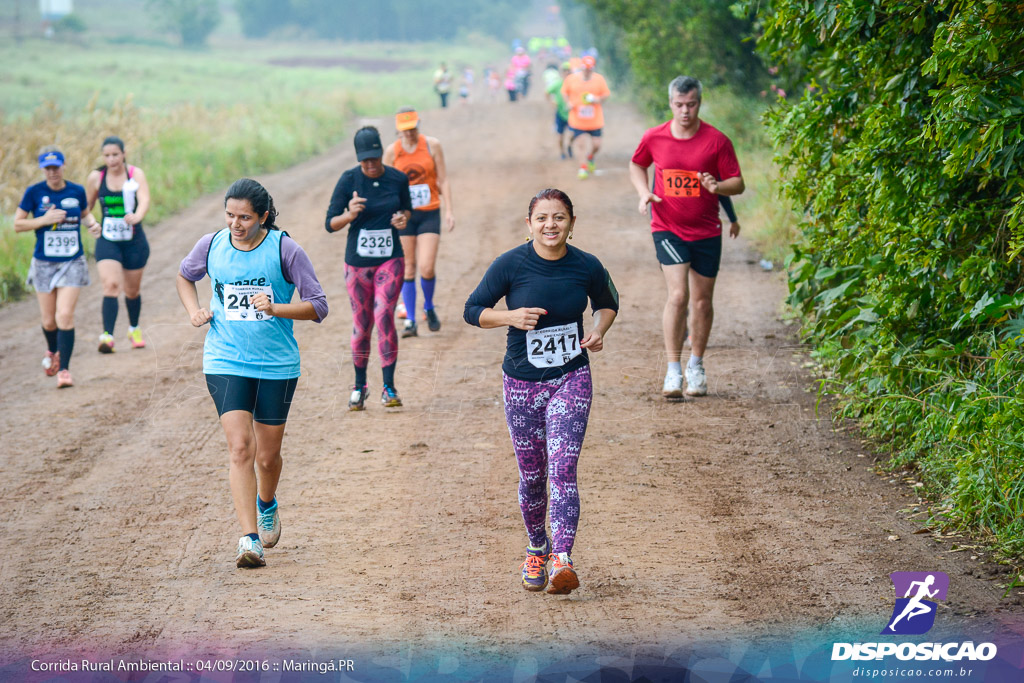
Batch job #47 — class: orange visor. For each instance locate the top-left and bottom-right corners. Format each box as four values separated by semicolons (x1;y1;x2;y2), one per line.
396;111;419;131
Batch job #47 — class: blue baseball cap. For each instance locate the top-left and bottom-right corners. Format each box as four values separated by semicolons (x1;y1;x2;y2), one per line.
38;150;65;168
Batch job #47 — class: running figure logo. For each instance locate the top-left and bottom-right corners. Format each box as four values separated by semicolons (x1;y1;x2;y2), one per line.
882;571;949;635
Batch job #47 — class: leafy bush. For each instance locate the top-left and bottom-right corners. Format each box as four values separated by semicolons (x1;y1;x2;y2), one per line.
752;0;1024;557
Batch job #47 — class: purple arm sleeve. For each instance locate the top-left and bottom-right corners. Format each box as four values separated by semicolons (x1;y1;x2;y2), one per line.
281;235;328;323
179;233;215;282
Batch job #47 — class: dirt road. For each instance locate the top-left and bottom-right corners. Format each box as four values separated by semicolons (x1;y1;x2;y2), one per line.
0;94;1020;672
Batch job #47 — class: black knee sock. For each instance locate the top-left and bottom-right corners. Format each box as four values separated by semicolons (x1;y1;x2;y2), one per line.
382;362;396;387
125;295;141;327
57;328;74;370
354;365;367;388
102;296;118;335
42;326;58;353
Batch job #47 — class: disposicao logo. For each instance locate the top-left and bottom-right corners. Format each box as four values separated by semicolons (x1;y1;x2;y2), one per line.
883;571;948;635
831;571;997;662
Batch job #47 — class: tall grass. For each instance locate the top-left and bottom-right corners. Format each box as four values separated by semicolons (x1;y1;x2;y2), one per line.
0;89;424;303
0;97;141;302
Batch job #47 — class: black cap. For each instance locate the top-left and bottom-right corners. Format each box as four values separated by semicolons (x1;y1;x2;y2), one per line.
354;127;383;161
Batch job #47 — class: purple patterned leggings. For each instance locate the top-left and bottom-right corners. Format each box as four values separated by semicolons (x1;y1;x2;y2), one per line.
502;364;593;554
344;257;404;369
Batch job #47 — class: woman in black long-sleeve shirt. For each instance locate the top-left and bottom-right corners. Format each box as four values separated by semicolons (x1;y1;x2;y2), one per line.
465;188;618;596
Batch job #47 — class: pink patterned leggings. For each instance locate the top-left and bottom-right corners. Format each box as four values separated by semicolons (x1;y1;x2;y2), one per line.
344;257;404;369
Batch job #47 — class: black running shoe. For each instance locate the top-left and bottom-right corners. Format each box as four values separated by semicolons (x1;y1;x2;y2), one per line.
425;308;441;332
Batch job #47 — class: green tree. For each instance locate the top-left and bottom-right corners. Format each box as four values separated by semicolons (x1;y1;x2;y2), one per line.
146;0;221;47
234;0;291;39
565;0;766;112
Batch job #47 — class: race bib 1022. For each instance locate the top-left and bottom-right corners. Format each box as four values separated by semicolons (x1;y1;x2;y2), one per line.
663;169;701;198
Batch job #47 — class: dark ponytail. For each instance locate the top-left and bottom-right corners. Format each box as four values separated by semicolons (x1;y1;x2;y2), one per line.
224;178;279;229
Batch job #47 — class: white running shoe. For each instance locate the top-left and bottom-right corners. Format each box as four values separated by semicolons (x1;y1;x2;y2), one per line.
235;536;266;568
662;371;683;398
685;362;707;396
257;499;281;548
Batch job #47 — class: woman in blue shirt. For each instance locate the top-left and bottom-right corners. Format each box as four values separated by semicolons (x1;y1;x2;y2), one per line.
14;147;99;389
465;188;618;595
177;179;328;569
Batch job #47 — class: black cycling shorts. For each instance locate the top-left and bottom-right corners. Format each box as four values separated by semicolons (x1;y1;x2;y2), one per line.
653;231;722;278
406;208;441;236
205;374;298;425
94;230;150;270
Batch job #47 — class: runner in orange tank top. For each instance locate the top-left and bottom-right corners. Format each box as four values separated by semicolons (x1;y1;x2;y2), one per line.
383;107;455;336
561;54;610;179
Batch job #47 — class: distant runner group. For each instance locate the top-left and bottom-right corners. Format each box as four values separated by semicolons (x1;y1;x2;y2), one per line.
15;64;744;593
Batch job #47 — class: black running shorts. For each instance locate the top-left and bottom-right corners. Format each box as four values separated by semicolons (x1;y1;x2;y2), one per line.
652;231;722;278
205;374;298;425
95;231;151;270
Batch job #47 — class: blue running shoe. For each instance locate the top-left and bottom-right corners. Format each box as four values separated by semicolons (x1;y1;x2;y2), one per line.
381;384;402;408
257;498;281;548
520;538;551;591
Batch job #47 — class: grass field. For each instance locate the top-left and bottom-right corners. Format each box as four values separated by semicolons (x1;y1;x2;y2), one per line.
0;34;505;116
0;5;509;303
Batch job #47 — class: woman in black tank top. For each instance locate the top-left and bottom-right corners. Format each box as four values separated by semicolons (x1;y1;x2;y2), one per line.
86;136;152;353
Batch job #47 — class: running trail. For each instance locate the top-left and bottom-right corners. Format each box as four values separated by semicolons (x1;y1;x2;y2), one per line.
0;94;1019;664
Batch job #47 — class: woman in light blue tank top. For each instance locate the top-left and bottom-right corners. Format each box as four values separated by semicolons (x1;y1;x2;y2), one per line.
177;179;328;569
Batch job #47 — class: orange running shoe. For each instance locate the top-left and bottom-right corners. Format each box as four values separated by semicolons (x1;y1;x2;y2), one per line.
547;552;579;594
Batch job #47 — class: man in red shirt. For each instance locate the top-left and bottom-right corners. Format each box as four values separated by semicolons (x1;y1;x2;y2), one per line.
630;76;745;398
